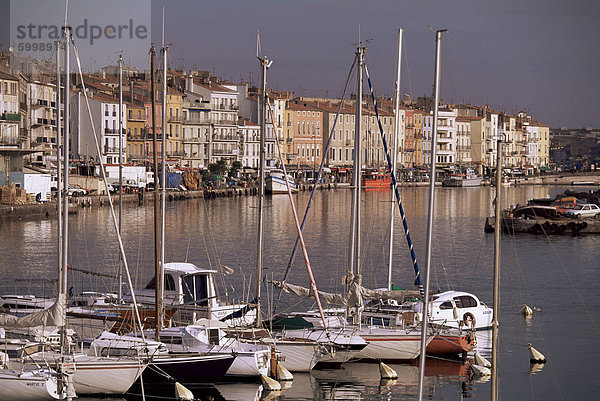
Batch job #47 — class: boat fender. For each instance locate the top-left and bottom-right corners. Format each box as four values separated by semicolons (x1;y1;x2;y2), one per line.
261;374;282;391
276;363;293;381
471;364;491;376
379;362;398;380
527;343;546;363
521;305;534;317
462;312;476;328
474;352;491;368
175;382;194;400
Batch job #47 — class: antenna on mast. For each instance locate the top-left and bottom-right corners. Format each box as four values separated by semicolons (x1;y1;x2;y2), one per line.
256;30;261;58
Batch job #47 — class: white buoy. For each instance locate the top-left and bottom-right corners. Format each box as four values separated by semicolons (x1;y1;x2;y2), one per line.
261;374;282;392
521;305;534;317
277;364;294;381
471;364;491;376
528;343;546;363
379;362;398;380
474;352;492;368
175;382;194;400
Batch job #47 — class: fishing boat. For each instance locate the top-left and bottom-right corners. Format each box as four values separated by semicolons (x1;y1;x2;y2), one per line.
265;169;298;194
442;168;483;187
361;169;392;189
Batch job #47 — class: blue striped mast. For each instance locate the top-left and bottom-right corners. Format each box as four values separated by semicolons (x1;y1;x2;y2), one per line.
363;63;423;294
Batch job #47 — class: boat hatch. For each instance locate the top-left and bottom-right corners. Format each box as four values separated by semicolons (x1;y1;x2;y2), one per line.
182;274;209;306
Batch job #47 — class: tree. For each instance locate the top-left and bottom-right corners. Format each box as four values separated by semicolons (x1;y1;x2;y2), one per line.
209;159;227;176
229;161;243;178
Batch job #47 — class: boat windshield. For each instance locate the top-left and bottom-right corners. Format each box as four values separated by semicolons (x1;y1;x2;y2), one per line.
182;274;209;306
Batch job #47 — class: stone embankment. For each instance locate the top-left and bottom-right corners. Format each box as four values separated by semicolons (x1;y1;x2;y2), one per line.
0;182;347;222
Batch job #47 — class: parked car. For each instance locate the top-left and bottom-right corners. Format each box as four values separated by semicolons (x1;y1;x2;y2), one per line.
68;186;87;197
552;197;585;214
563;203;600;218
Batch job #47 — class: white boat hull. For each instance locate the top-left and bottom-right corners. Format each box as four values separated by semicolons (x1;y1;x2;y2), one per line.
265;174;297;194
354;327;430;360
70;356;145;394
0;369;62;400
260;339;317;372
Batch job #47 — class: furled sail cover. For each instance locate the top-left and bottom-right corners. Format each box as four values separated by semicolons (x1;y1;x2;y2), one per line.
0;294;66;328
271;274;420;307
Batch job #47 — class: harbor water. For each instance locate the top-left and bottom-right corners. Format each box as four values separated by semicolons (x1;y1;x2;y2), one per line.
1;185;599;400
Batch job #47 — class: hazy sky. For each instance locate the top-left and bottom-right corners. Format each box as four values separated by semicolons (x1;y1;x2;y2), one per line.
149;0;599;129
1;0;598;128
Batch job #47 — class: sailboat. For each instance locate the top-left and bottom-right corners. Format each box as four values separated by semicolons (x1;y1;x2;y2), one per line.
272;41;435;362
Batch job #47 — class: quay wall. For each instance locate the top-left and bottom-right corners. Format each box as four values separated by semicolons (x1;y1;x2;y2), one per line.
1;173;598;222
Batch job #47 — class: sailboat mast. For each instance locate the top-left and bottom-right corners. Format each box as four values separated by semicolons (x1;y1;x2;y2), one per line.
118;53;123;301
56;40;62;281
160;10;167;312
60;27;70;300
256;56;270;326
491;138;503;401
150;46;162;339
417;28;446;401
349;46;365;289
387;28;403;291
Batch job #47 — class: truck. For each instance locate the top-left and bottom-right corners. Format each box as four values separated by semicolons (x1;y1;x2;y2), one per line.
103;165;151;189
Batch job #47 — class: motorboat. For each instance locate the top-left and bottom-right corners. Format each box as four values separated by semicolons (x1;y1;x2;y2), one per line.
442;168;483;187
124;262;256;327
265;169;298;194
410;290;493;331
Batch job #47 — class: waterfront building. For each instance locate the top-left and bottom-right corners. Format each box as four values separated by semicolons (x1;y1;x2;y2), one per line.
0;72;22;150
186;76;240;167
71;92;127;165
455;117;473;166
284;101;323;170
436;107;458;166
125;101;146;165
165;86;184;164
403;108;416;168
238;118;260;169
538;124;550;167
313;100;355;168
422;113;432;167
413;109;425;166
181;90;211;169
27;80;57;167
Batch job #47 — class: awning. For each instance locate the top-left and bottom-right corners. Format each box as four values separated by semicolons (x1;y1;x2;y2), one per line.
540;166;551;171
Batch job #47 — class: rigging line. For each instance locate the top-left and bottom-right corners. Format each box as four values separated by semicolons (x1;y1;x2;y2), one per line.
273;55;358;309
70;37;146;338
447;35;469;103
363;60;423;293
403;35;414;102
267;98;331;337
539;225;600;336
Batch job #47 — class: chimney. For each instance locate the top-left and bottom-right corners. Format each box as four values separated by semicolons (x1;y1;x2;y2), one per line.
186;74;194;93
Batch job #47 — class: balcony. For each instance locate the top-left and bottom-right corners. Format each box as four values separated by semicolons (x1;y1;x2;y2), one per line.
213;149;239;156
168;115;183;123
185;118;211;125
1;113;21;122
217;104;239;111
128;114;145;122
104;128;127;135
214;119;236;126
213;135;239;142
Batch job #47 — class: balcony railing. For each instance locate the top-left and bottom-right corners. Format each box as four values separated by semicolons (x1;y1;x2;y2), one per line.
185;118;211;125
104;128;127;135
1;113;21;122
217;104;239;111
168;115;183;123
